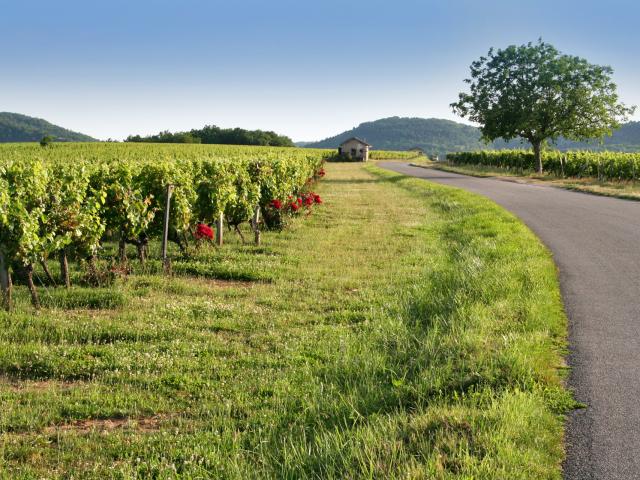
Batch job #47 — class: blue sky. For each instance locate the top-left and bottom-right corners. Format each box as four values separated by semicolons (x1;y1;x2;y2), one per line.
2;0;639;141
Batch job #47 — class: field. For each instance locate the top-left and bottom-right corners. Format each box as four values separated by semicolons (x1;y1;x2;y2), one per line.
0;149;572;478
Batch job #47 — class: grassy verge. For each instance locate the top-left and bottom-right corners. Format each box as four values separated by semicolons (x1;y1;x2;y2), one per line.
0;162;571;479
428;162;640;200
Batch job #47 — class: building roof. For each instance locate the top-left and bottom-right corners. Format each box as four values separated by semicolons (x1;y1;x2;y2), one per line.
339;137;371;147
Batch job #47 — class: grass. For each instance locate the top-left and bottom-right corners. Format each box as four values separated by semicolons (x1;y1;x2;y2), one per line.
427;161;640;200
0;162;572;479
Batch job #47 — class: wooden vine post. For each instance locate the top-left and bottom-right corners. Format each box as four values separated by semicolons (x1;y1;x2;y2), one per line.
0;251;12;311
25;263;40;309
59;248;71;288
161;184;174;274
250;206;261;246
598;160;602;182
216;212;224;247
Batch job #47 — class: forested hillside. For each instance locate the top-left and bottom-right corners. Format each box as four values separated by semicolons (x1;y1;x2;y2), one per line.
306;117;484;155
0;112;96;142
307;117;640;155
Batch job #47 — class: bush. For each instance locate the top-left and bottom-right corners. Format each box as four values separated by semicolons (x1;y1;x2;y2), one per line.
39;135;54;147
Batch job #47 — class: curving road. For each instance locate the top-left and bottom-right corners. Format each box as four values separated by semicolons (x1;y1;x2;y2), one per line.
380;162;640;480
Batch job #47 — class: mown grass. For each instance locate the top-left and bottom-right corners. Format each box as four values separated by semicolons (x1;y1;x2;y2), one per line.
0;162;571;479
428;161;640;200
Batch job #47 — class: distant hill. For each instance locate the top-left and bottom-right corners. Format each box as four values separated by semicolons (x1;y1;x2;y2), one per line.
552;122;640;152
0;112;97;143
306;117;640;155
305;117;484;156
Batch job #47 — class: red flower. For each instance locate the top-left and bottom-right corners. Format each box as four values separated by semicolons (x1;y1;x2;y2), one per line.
270;199;282;210
313;194;322;204
297;197;303;206
303;195;314;206
290;202;300;212
194;223;214;240
318;168;326;177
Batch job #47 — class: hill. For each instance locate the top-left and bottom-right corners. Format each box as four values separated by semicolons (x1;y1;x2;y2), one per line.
0;112;97;142
306;117;484;156
306;117;640;155
553;121;640;152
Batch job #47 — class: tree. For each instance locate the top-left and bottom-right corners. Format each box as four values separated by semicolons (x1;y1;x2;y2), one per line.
124;124;295;147
40;134;54;147
451;40;635;173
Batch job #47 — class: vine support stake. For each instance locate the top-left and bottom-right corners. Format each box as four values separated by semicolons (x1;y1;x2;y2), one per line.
162;184;174;274
0;251;12;311
216;212;224;247
251;206;261;246
59;249;70;288
26;263;39;309
598;160;602;182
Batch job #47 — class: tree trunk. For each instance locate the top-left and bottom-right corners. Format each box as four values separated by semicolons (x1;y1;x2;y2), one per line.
0;252;12;311
532;140;543;174
234;224;246;244
137;234;149;264
26;263;40;309
180;232;189;254
118;237;127;263
40;258;56;286
87;254;99;281
136;242;146;264
59;249;70;288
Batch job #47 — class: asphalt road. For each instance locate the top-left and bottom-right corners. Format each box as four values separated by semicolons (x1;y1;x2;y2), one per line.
380;162;640;480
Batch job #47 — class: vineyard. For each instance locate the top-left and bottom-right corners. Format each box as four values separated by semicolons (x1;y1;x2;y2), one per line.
0;143;330;310
447;150;640;180
368;150;424;160
0;161;570;478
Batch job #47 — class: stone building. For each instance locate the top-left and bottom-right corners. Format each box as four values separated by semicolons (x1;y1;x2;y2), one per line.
338;137;371;161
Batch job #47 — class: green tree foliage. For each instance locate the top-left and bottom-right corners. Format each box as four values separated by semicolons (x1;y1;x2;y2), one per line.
451;40;635;173
126;125;294;147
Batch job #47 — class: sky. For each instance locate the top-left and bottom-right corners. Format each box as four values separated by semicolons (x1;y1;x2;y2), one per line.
2;0;640;141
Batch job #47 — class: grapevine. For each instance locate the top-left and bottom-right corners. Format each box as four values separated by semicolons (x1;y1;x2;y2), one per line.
0;143;329;309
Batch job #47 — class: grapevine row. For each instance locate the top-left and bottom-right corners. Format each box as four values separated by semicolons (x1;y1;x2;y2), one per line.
0;143;329;309
446;150;640;180
368;150;424;160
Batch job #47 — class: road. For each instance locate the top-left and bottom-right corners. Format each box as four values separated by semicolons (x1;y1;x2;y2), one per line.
379;162;640;480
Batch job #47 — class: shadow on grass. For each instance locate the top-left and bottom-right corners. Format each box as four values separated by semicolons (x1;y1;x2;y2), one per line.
128;258;271;283
39;288;127;310
323;174;407;185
